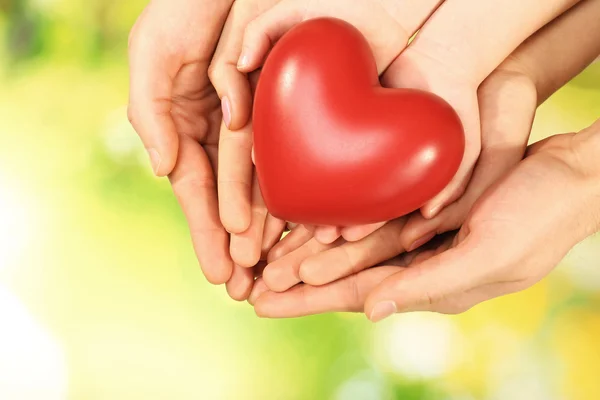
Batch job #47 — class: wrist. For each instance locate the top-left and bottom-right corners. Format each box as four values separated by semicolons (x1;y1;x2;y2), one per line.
567;119;600;234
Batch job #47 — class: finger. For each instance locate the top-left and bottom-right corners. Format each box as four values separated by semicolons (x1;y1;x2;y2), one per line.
340;222;387;242
261;214;287;259
229;173;268;268
299;218;407;286
385;0;581;217
312;226;341;244
209;0;270;130
254;266;401;318
267;224;314;262
169;135;233;284
399;0;600;248
302;224;316;234
238;0;428;74
400;71;537;250
254;261;268;278
364;237;491;321
128;18;179;176
226;264;255;301
218;121;253;233
212;1;275;234
262;238;338;292
248;277;269;306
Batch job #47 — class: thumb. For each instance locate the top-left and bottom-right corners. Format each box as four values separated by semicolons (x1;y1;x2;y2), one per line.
208;0;258;131
128;22;179;177
364;235;490;321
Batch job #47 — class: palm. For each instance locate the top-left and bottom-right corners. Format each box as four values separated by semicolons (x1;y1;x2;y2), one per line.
170;61;222;156
127;0;238;284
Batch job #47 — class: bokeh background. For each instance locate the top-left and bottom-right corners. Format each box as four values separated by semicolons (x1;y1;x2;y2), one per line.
1;0;600;399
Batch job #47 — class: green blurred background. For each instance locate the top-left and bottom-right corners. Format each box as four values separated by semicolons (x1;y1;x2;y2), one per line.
1;0;600;399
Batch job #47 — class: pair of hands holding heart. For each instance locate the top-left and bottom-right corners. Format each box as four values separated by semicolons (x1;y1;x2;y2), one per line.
128;0;600;321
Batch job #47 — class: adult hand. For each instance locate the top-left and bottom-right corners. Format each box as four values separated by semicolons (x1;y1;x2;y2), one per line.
394;0;600;253
234;0;581;245
253;121;600;318
209;0;432;248
252;60;537;294
248;0;600;312
128;0;257;299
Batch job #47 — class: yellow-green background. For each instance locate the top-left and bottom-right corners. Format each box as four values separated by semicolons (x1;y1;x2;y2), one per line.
1;0;599;399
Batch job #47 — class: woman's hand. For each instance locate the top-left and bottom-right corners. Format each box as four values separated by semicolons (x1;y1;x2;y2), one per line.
209;0;435;247
248;0;600;313
128;0;235;286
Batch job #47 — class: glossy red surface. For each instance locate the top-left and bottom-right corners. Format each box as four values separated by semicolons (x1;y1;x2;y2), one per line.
253;18;465;226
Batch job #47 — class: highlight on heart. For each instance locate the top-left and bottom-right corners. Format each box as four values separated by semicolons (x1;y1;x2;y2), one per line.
253;18;465;227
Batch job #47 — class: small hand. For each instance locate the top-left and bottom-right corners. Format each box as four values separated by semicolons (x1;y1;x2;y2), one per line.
234;0;580;246
215;0;445;245
254;55;538;293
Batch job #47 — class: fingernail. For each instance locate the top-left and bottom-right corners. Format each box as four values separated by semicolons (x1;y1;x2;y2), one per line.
238;50;250;69
369;301;397;323
248;281;268;305
222;96;232;128
146;148;161;175
407;232;435;252
425;204;442;219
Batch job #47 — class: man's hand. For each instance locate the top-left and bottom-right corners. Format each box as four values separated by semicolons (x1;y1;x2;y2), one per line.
251;120;600;318
128;0;237;287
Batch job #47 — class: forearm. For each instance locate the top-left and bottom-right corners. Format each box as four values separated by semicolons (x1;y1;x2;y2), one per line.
499;0;600;104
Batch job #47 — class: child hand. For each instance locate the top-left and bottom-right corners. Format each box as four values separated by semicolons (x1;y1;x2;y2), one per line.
231;0;580;246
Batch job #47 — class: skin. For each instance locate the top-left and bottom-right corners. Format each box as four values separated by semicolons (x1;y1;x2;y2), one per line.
128;0;285;300
128;0;235;287
223;0;582;246
252;122;600;318
128;0;593;303
249;0;600;317
209;0;434;253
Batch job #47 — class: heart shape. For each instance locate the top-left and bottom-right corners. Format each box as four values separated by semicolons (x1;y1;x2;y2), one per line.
253;18;465;226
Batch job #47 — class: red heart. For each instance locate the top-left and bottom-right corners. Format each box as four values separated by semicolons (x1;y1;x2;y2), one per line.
253;18;465;226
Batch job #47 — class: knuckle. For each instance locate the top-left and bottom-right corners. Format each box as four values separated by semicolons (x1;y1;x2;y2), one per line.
244;19;259;38
342;247;361;275
378;226;403;254
439;300;474;315
127;21;140;53
207;61;223;85
343;275;362;307
127;29;137;52
422;288;443;307
127;105;139;129
252;205;268;219
172;175;216;195
509;265;535;283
